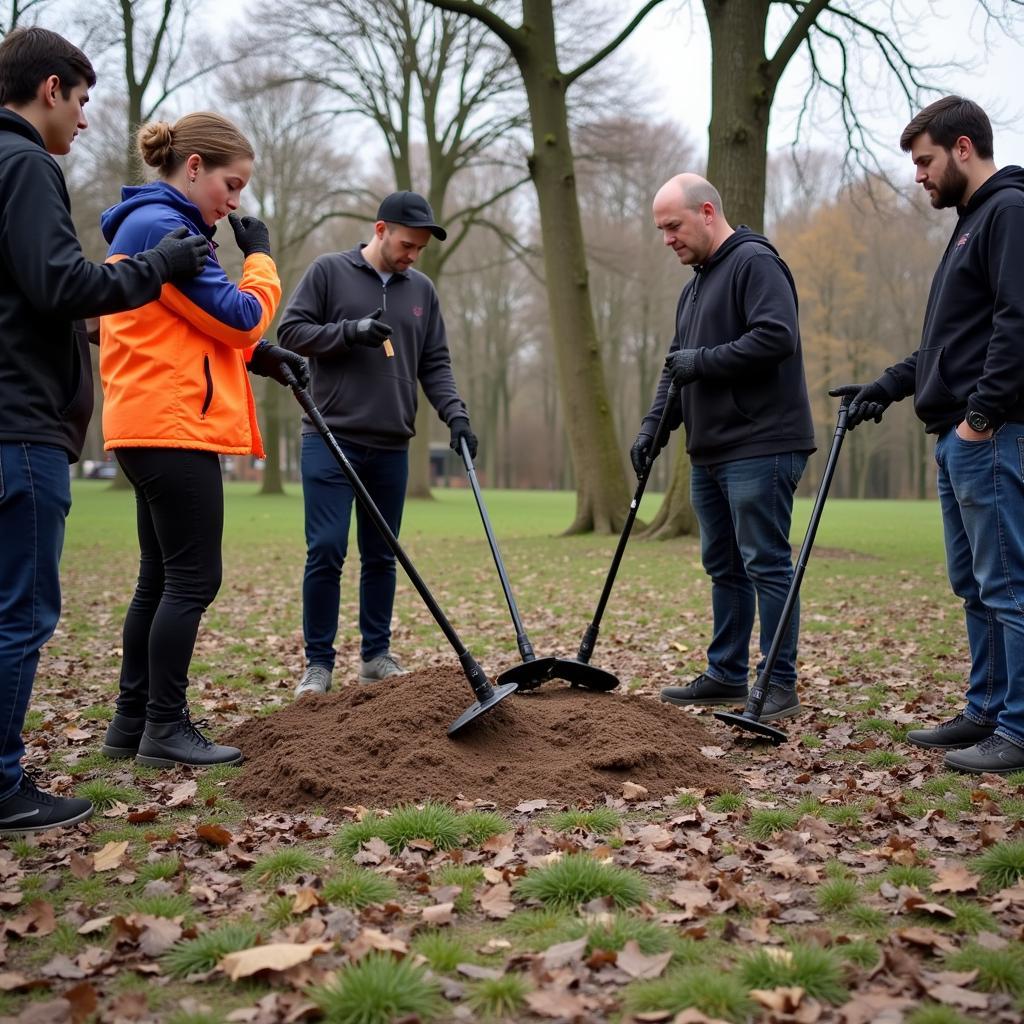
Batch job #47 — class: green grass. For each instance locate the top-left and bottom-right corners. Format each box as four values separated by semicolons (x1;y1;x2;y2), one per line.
74;779;143;809
945;942;1024;996
623;966;753;1023
433;864;485;913
247;848;323;886
816;877;860;913
335;803;463;855
459;810;511;846
737;944;848;1004
411;930;477;973
137;855;182;884
466;974;530;1017
885;864;935;888
567;913;672;955
312;952;443;1024
547;806;622;835
974;839;1024;890
123;892;195;920
514;854;648;910
708;792;744;813
163;921;261;977
906;1007;971;1024
321;866;398;909
747;807;800;840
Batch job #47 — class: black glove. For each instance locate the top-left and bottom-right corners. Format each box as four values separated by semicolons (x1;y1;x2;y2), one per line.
449;417;478;460
247;340;309;389
665;348;701;388
828;381;892;428
342;307;394;348
629;431;659;478
142;227;209;282
228;213;272;257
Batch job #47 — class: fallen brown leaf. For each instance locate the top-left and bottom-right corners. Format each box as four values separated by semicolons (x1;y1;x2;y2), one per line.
219;942;333;980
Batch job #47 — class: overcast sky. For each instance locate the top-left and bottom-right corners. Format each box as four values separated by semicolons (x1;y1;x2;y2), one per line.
620;1;1024;178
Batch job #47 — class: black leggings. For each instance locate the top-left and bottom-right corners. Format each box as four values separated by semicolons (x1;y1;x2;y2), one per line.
114;448;223;722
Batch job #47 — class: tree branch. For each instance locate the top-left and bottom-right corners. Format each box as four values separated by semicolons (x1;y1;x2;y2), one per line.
565;0;668;86
419;0;524;54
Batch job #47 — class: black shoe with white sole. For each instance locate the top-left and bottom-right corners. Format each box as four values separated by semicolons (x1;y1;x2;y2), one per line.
0;772;93;835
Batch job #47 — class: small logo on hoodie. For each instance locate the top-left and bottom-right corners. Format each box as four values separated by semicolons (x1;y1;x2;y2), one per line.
955;231;971;249
412;306;423;317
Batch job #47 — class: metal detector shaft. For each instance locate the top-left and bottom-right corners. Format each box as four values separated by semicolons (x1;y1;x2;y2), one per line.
716;397;851;737
460;438;535;662
576;383;680;664
283;372;512;727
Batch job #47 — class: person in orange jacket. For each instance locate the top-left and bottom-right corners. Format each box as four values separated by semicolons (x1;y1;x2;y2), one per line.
96;111;307;768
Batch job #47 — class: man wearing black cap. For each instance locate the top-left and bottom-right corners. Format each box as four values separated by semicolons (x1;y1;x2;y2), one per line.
279;191;476;696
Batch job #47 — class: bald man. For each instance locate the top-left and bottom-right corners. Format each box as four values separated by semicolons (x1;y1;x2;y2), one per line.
633;173;815;721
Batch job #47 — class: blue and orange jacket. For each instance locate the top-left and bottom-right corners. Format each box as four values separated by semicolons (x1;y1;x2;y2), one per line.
99;181;281;457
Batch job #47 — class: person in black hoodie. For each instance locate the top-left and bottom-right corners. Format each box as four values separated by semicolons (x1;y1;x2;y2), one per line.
832;97;1024;775
0;27;209;835
279;191;474;696
631;173;815;722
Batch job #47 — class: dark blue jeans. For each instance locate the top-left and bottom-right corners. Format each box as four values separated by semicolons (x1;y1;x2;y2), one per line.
301;434;408;667
0;443;71;800
690;452;808;689
935;424;1024;748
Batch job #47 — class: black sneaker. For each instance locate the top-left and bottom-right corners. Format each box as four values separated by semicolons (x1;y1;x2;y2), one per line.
136;710;242;768
0;772;93;835
906;713;996;751
944;734;1024;775
760;685;802;722
661;673;748;707
101;712;146;759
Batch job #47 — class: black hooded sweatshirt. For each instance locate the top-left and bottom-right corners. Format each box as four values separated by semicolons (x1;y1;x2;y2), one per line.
877;165;1024;433
641;227;815;466
0;109;169;460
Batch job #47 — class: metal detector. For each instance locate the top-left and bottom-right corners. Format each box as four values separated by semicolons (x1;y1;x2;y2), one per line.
458;438;558;689
715;395;852;744
283;371;516;736
537;383;681;691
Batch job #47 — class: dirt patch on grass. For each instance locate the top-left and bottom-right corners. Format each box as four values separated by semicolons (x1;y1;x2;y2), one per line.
227;666;736;813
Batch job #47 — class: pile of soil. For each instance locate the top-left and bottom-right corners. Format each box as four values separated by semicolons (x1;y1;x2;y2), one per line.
227;666;737;814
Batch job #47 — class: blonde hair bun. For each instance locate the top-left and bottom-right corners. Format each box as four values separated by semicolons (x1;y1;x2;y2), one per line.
137;121;175;169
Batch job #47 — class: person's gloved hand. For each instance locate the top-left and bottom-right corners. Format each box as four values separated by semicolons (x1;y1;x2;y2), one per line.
142;227;209;281
828;381;892;428
665;348;701;388
247;340;309;389
449;417;478;460
629;431;661;479
228;213;272;257
342;307;393;348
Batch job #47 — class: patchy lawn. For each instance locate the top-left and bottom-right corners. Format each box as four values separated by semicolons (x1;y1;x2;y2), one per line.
2;484;1022;1023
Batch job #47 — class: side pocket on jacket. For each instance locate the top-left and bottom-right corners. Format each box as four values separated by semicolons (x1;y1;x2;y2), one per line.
201;354;214;419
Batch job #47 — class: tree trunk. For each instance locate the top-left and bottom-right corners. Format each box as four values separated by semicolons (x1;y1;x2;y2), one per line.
259;378;285;494
641;434;697;538
407;395;434;498
704;0;774;233
518;0;629;533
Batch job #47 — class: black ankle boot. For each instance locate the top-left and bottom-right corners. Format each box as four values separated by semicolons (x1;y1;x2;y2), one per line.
101;713;146;759
135;710;242;768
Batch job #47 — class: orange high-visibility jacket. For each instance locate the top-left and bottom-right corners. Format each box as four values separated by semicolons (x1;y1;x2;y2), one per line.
99;182;281;457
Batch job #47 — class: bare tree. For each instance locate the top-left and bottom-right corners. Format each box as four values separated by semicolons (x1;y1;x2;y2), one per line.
647;0;1023;537
253;0;529;498
420;0;670;534
225;69;360;494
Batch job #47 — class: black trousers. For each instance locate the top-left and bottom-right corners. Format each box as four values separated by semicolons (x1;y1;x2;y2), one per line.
114;448;223;722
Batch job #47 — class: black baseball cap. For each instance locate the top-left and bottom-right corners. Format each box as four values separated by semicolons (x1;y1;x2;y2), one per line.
376;191;447;241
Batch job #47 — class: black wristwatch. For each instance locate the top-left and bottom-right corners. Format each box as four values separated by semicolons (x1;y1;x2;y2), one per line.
966;409;990;432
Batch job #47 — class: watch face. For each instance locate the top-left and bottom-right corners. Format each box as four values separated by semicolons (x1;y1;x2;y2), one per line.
967;411;989;431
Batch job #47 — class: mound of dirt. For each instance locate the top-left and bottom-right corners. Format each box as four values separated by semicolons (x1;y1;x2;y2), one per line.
227;666;737;814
